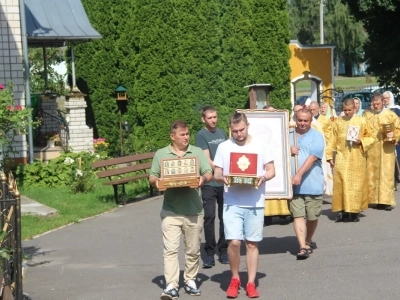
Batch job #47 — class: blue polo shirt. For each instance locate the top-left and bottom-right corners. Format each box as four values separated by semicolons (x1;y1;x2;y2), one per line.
290;128;324;195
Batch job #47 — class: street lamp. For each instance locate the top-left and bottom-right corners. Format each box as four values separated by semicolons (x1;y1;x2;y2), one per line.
115;85;128;156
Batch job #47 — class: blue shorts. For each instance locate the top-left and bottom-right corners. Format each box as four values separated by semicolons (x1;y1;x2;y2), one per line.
223;205;264;242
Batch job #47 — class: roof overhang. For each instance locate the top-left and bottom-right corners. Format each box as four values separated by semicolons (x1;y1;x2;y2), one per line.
25;0;101;47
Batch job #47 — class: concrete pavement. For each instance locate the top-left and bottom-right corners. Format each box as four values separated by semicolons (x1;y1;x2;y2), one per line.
22;194;400;300
21;195;57;216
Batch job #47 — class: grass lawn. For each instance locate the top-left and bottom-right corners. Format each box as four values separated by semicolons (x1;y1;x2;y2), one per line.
21;179;150;240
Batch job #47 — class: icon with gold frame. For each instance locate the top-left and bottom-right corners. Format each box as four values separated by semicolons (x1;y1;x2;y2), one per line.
227;152;259;188
159;156;199;191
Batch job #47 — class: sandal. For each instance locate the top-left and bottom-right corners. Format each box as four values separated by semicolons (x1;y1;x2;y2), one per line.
306;241;317;250
296;248;309;260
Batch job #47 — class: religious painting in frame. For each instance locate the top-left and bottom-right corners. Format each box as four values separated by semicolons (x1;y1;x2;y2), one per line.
159;156;199;191
236;109;292;199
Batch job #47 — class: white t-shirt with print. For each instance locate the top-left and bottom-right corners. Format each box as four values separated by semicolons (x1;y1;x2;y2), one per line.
214;137;274;207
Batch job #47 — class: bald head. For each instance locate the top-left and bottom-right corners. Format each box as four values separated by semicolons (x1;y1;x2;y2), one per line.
309;101;320;117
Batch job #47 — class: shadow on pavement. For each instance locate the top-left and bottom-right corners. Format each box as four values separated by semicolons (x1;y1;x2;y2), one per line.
152;271;210;289
210;270;266;291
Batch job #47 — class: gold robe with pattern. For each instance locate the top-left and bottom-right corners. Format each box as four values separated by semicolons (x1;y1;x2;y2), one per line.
364;109;400;206
316;114;332;143
312;118;333;196
326;115;375;212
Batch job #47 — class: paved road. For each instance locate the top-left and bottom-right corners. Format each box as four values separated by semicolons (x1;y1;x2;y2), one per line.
23;194;400;300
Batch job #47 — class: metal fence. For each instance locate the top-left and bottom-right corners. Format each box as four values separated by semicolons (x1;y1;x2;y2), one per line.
0;173;23;300
328;85;389;112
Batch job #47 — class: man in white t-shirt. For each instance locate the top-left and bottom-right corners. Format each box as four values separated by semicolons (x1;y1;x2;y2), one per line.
214;112;275;299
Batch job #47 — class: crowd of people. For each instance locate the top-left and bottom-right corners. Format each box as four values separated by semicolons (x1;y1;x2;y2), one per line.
149;92;400;299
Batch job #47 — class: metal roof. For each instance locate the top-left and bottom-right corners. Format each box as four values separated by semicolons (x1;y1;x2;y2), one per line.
25;0;101;47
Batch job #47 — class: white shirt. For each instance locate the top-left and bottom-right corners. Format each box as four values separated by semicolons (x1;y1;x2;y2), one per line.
214;137;274;207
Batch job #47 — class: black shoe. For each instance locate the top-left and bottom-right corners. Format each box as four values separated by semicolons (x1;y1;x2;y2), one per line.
376;204;385;210
384;205;393;211
202;256;215;268
335;211;349;222
219;253;229;264
350;213;360;222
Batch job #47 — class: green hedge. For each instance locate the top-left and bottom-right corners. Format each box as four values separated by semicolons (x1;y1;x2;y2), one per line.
76;0;291;155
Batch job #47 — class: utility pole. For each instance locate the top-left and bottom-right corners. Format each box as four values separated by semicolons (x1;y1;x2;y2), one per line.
320;0;324;44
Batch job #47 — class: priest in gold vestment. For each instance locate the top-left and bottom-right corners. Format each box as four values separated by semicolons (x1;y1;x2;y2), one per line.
326;99;375;222
364;94;400;210
309;101;333;196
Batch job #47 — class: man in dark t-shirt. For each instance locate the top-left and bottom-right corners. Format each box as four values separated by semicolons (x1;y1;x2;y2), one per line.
195;106;228;268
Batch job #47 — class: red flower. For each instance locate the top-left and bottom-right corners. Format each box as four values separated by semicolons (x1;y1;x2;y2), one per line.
7;105;14;111
0;84;4;90
15;105;22;111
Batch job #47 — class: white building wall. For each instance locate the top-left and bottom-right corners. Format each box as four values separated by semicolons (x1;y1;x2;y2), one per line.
0;0;27;161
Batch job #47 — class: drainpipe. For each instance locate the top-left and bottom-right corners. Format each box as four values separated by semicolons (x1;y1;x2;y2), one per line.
19;0;34;164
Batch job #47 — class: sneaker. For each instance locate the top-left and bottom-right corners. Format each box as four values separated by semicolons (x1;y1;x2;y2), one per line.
246;282;259;298
183;279;201;296
226;277;241;298
203;256;215;268
160;283;179;300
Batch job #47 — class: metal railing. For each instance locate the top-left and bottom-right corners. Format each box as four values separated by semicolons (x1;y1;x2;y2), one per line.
0;172;23;299
34;108;69;150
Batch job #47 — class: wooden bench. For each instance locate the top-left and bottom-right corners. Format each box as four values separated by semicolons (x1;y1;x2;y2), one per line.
92;152;156;204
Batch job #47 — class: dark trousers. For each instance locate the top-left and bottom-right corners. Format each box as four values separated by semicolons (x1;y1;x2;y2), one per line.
201;185;228;256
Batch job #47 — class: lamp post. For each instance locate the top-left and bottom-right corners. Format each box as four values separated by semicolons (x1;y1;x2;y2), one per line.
124;121;130;154
115;85;128;156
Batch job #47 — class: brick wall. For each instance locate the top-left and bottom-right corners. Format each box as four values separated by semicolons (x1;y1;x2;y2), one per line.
0;0;27;160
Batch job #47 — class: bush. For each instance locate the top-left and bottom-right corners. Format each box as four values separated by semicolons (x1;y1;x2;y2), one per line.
15;152;105;194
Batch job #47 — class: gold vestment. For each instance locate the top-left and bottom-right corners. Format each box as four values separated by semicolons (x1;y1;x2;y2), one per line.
364;109;400;206
326;115;375;212
317;114;332;143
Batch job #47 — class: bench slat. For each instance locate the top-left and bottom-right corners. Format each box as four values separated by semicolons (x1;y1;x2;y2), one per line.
92;152;156;169
96;162;152;179
102;173;149;186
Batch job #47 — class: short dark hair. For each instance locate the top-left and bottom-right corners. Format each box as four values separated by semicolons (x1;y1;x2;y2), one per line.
229;112;248;125
201;106;216;118
170;120;188;133
372;92;383;102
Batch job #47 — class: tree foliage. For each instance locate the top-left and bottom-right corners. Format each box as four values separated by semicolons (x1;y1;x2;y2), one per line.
75;0;291;155
28;48;67;95
344;0;400;86
288;0;366;76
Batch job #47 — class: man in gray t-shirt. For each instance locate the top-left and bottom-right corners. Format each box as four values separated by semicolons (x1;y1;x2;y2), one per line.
195;106;228;268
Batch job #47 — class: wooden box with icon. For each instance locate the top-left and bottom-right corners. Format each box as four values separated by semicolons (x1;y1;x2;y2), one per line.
159;156;199;191
227;152;259;188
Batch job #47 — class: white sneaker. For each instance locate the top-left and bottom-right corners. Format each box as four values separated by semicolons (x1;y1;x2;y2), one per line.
160;283;179;300
183;279;201;296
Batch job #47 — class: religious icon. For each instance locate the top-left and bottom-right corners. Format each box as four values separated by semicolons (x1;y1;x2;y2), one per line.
164;161;169;167
178;160;182;166
346;125;360;147
190;167;195;173
177;168;182;174
170;161;175;167
190;159;195;166
171;168;176;175
164;169;169;175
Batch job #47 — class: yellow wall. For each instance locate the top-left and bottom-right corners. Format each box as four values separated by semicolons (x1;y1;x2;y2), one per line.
289;41;335;107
